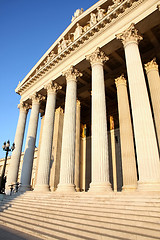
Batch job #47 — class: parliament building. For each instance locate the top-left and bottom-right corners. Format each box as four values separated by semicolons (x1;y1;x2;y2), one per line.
6;0;160;194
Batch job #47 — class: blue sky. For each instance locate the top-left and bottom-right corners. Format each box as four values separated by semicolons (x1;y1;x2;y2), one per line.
0;0;98;158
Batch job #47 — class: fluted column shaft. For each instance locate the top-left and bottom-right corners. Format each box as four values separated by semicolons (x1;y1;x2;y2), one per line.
6;102;29;192
115;75;137;191
145;59;160;150
57;66;82;192
75;100;81;191
35;82;61;192
86;47;111;192
50;107;64;191
20;94;43;191
117;24;160;190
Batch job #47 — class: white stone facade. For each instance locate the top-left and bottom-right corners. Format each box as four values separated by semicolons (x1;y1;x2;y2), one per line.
4;0;160;193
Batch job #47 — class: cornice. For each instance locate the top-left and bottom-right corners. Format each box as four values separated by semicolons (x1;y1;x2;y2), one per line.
16;0;145;96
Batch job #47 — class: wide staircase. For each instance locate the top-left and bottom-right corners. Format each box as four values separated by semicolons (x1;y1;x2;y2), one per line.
0;191;160;240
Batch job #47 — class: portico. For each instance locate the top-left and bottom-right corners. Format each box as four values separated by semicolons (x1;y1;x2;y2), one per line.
6;0;160;194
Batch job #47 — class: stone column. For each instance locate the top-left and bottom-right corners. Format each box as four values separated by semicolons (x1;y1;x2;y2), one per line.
50;107;64;191
35;82;61;192
57;66;82;192
145;59;160;150
116;24;160;191
109;116;117;192
6;102;29;193
20;93;43;191
33;114;45;188
80;124;87;191
75;100;81;191
86;47;111;192
115;75;137;191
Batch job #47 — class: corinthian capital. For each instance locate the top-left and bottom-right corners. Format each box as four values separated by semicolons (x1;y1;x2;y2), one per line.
115;74;127;88
86;47;109;66
30;93;45;104
116;23;143;47
18;101;30;112
144;58;158;73
44;81;62;94
62;66;82;82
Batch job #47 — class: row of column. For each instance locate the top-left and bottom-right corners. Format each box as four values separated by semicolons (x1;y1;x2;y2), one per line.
6;23;160;193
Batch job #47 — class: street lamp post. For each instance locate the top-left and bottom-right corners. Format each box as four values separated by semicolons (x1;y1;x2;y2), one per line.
0;140;15;194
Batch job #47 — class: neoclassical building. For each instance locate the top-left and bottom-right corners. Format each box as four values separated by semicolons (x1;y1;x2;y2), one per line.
6;0;160;194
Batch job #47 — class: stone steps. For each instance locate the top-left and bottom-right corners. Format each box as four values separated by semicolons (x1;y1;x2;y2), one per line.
4;196;160;209
3;202;160;225
3;206;160;231
3;192;160;205
3;198;160;218
1;211;159;240
0;192;160;240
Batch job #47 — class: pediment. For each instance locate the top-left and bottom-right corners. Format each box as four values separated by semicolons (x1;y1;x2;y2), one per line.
15;0;139;95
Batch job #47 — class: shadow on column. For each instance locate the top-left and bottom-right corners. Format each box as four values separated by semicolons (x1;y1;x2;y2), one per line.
20;136;36;191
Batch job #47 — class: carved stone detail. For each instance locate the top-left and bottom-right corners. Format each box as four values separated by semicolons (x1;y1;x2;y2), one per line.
157;4;160;11
49;50;56;59
56;107;64;114
72;23;83;41
97;7;106;21
90;13;97;27
16;0;141;95
86;47;109;66
107;0;122;13
58;43;62;54
18;101;30;112
62;66;82;82
44;81;62;93
76;99;81;107
30;93;45;104
115;74;127;87
116;23;143;46
72;8;84;22
144;58;158;73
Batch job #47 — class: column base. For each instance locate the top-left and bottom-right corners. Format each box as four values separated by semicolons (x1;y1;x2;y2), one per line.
138;181;160;191
122;184;137;192
56;183;76;193
50;187;57;192
34;185;50;192
5;188;11;196
75;187;80;192
89;182;112;193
